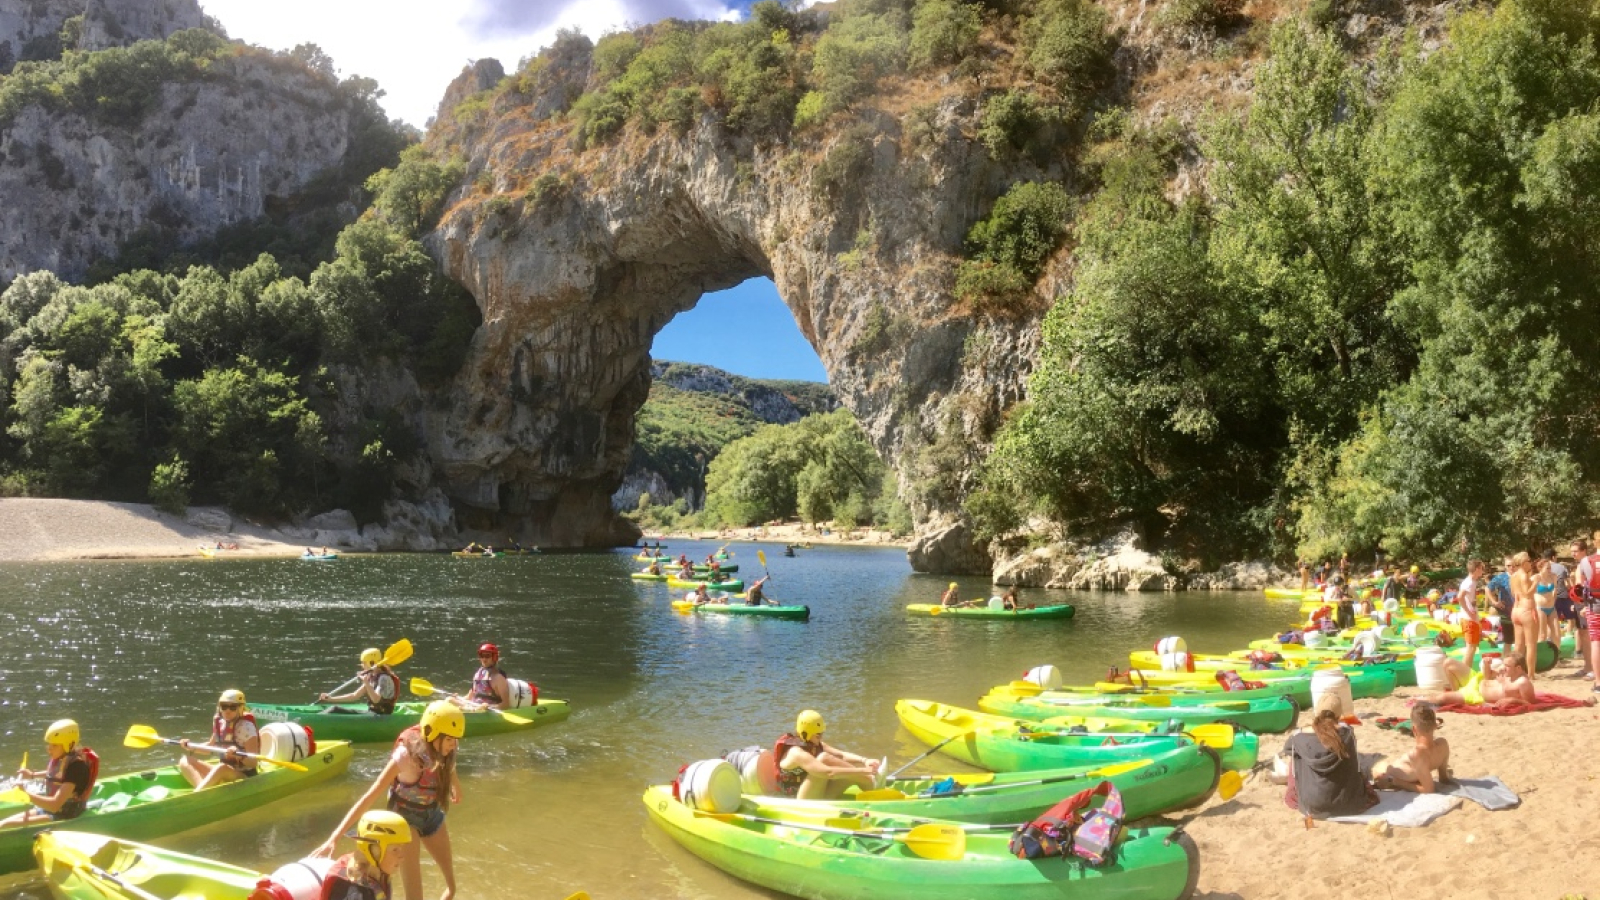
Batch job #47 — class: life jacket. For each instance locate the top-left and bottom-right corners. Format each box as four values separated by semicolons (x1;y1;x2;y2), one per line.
212;713;259;772
45;747;99;818
1585;553;1600;598
770;734;823;797
1008;781;1125;865
364;668;400;715
470;665;505;705
387;726;442;809
320;853;391;900
1214;670;1264;691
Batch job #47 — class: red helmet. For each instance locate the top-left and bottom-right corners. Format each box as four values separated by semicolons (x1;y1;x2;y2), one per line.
477;642;499;660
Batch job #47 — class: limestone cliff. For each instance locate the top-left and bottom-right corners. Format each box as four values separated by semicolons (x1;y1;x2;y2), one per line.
0;0;209;71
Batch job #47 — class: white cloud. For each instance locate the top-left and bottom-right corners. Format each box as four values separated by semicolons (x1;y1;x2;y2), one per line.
202;0;741;129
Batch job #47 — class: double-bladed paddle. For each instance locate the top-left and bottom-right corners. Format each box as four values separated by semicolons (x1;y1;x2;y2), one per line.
863;758;1151;801
408;677;532;725
316;638;413;701
122;724;307;772
692;810;965;860
883;730;975;782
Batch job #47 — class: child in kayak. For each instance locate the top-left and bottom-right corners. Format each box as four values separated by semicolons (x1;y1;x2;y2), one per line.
773;710;882;801
940;583;961;608
179;689;258;789
313;701;464;900
320;810;411;900
0;720;94;828
320;648;401;714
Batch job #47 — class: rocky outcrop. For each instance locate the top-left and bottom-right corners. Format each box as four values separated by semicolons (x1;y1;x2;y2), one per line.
991;532;1290;591
423;41;1036;557
0;0;208;71
0;43;379;283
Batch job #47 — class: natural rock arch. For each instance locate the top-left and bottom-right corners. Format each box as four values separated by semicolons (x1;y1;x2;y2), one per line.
421;62;1041;572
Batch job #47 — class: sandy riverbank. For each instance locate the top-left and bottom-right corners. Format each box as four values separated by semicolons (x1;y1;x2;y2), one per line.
0;498;312;561
1182;652;1600;899
641;521;911;550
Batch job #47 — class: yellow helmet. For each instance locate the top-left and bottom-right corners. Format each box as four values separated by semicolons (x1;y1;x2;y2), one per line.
218;689;246;708
45;719;79;749
420;700;466;742
1410;566;1419;574
947;582;957;590
353;809;411;868
795;709;825;742
360;648;383;667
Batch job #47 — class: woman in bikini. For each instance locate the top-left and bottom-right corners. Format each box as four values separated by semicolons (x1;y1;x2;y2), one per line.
1532;556;1561;653
1510;551;1539;681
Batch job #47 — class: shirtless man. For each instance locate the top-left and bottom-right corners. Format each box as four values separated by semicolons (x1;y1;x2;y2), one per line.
1424;651;1537;708
1371;704;1451;793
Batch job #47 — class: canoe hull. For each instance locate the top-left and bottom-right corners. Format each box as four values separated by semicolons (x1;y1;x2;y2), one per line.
250;699;570;743
671;601;810;621
35;831;261;900
906;604;1076;620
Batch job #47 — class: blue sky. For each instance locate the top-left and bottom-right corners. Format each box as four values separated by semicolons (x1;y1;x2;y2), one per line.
653;278;829;383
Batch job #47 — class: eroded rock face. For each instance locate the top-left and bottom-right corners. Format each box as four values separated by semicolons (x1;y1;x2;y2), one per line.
0;0;207;71
423;59;1040;561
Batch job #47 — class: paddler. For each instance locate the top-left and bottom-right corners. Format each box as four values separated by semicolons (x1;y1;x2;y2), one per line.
771;710;881;800
319;810;411;900
647;560;663;576
939;582;961;608
179;689;258;789
0;719;95;828
745;575;771;606
320;648;401;714
446;643;512;711
312;701;463;900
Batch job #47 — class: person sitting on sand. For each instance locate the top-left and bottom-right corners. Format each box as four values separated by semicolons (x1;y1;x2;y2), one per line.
1282;692;1377;819
1423;652;1537;708
772;710;881;801
1371;703;1451;793
940;582;961;608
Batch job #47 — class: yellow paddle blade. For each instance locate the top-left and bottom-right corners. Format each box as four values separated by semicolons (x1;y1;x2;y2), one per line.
1092;759;1153;778
1183;725;1235;749
382;638;414;668
901;823;966;860
758;550;767;566
409;677;440;697
1218;769;1245;801
489;707;532;725
123;725;164;749
851;787;908;801
563;893;590;900
0;787;27;804
20;751;26;772
929;606;943;615
945;773;995;786
1007;680;1041;695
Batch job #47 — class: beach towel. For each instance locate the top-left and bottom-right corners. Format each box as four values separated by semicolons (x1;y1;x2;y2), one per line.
1435;692;1595;716
1325;775;1520;826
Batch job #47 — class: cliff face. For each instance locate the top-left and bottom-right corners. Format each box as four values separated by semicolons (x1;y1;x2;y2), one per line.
0;0;207;70
423;52;1033;554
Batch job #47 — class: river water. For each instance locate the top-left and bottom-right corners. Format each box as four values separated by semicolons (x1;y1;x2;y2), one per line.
0;542;1292;899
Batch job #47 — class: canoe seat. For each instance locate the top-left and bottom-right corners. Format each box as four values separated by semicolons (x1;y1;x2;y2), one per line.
96;792;134;812
135;786;171;803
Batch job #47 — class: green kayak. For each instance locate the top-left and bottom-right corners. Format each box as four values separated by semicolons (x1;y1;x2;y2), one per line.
668;576;746;591
250;699;569;743
906;603;1076;620
672;600;810;621
632;571;669;582
644;786;1200;900
761;742;1219;825
898;699;1259;772
693;564;740;574
979;689;1298;733
36;830;261;900
1082;667;1395;708
0;741;352;876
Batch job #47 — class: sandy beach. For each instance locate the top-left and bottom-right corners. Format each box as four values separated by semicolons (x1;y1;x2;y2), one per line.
1183;653;1600;899
0;498;310;561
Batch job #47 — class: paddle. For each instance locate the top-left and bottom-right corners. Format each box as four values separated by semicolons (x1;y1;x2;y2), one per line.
317;638;414;701
408;677;532;725
693;811;965;860
122;725;307;772
1005;681;1176;706
563;893;590;900
883;730;975;782
758;549;772;583
54;845;167;900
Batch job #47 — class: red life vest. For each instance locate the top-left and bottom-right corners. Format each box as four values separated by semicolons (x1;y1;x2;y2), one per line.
1585;553;1600;596
365;668;400;715
388;726;442;809
469;665;505;705
45;747;98;818
320;853;391;900
212;713;259;772
770;734;823;797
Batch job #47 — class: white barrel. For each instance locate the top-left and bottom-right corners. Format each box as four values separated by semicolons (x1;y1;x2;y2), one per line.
255;857;334;900
675;759;741;813
1432;607;1452;622
1159;651;1193;672
1309;667;1354;719
1414;646;1449;691
505;678;537;709
1351;631;1378;658
1022;665;1063;691
257;723;312;762
1403;620;1438;640
1154;636;1188;655
988;596;1005;610
1303;630;1326;649
1383;597;1399;612
722;746;779;794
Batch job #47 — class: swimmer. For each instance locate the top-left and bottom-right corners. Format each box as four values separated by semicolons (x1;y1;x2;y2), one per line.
1371;704;1451;793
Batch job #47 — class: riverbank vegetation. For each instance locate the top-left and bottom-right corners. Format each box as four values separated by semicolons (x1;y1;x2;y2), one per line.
970;1;1600;564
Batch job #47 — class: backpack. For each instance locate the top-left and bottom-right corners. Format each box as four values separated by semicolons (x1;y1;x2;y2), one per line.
1007;781;1125;865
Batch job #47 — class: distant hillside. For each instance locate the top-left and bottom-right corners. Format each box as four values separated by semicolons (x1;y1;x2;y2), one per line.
612;361;837;511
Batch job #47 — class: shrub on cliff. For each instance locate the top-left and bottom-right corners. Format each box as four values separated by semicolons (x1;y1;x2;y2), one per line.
956;181;1073;312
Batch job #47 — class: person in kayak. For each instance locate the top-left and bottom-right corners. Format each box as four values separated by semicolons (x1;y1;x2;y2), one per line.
939;582;961;608
1281;692;1376;819
646;560;663;576
313;701;463;900
676;559;696;580
745;576;771;606
1370;704;1451;793
688;584;713;605
320;809;411;900
771;710;881;801
179;689;259;789
446;643;512;711
0;719;95;828
320;648;401;714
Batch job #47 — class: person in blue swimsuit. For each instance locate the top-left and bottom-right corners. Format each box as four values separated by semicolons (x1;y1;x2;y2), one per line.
1534;556;1560;654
